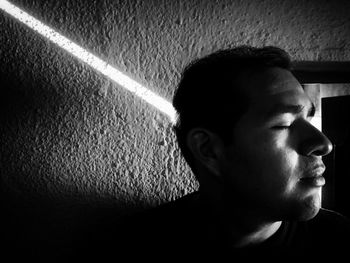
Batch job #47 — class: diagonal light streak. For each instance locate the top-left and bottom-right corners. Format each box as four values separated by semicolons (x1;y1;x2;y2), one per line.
0;0;177;123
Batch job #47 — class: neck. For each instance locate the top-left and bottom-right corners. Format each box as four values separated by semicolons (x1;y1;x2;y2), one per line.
200;189;282;248
227;219;282;248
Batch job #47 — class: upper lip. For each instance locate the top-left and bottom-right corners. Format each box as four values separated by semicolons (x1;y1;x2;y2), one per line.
302;163;326;179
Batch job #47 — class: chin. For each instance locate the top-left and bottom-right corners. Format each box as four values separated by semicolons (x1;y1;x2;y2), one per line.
298;206;320;221
295;195;322;221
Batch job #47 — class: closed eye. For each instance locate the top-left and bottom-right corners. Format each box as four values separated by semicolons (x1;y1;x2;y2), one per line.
272;125;290;130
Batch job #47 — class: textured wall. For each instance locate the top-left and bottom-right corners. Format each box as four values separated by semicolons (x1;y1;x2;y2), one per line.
1;0;350;247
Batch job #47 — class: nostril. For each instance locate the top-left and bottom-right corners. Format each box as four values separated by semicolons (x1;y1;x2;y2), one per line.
300;122;334;157
309;133;333;157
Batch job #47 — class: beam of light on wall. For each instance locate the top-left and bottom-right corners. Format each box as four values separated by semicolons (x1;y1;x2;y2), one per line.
0;0;177;123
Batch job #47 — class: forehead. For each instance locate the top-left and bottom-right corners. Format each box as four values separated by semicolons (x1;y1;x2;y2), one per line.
244;67;303;97
242;67;311;111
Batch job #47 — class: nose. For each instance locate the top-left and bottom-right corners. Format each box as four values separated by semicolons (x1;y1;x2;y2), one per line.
299;121;333;157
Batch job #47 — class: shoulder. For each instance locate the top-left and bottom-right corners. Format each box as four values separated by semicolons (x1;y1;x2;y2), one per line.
120;191;201;232
71;193;202;261
116;192;201;235
114;192;203;258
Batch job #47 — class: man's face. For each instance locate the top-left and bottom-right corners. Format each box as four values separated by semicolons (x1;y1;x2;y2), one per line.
221;67;333;222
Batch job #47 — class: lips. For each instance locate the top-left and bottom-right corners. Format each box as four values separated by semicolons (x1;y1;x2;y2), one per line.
299;164;326;187
300;176;326;187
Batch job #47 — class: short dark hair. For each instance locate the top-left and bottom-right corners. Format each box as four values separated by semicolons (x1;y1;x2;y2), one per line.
173;45;292;173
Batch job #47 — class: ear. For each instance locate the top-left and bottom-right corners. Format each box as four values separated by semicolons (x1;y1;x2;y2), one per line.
186;128;225;177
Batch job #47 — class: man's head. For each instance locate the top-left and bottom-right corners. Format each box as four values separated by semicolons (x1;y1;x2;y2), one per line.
173;46;333;222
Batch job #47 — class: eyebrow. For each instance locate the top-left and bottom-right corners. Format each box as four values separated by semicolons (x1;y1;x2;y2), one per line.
265;102;316;120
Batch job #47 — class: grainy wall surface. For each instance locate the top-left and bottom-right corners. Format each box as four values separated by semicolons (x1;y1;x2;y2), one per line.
1;0;350;250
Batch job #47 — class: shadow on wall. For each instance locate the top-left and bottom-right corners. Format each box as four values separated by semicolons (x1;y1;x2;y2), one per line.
0;71;130;259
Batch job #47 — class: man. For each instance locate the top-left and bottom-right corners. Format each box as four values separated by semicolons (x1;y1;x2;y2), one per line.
170;45;350;258
79;46;350;261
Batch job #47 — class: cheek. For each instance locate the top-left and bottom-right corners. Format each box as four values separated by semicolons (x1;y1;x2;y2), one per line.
272;133;299;176
239;133;299;187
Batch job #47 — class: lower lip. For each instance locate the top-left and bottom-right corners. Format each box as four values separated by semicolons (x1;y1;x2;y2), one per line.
300;176;326;187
